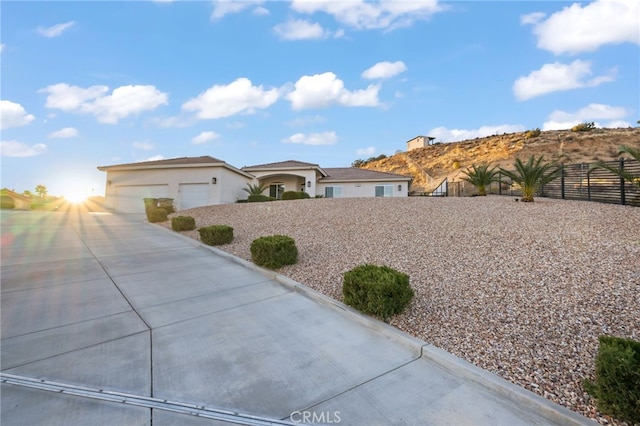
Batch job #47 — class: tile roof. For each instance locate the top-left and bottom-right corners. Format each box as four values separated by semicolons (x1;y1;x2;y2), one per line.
98;156;225;170
320;167;412;182
242;160;320;170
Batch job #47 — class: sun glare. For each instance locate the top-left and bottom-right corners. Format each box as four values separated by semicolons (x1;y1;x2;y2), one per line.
63;189;90;204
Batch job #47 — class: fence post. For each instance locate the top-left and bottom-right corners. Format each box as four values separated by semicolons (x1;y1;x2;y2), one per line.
560;165;565;199
620;158;625;205
498;172;502;195
587;164;591;201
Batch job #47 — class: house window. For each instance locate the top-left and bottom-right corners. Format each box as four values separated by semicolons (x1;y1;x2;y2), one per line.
375;185;393;197
324;186;342;198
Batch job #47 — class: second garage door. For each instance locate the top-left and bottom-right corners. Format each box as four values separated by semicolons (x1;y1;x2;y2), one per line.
179;183;210;210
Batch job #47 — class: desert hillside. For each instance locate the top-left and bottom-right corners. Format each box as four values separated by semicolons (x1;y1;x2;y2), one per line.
360;127;640;193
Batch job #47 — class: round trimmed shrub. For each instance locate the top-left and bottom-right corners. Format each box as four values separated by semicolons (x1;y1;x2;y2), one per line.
342;264;414;322
146;207;168;223
198;225;234;246
250;235;298;269
171;215;196;231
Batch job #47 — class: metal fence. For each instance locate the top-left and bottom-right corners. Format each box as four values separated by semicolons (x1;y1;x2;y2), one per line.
483;158;640;207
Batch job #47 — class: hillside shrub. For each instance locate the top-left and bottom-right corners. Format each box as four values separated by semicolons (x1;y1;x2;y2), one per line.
1;195;15;209
198;225;234;246
146;207;168;223
584;336;640;424
342;264;414;322
282;191;311;200
525;128;541;139
171;215;196;231
248;194;276;203
572;122;596;132
250;235;298;269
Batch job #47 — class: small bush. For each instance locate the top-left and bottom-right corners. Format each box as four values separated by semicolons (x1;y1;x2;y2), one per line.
248;194;276;203
572;122;596;132
1;195;15;209
584;336;640;424
171;216;196;231
198;225;234;246
282;191;311;200
250;235;298;269
525;128;541;139
342;264;414;322
146;207;168;223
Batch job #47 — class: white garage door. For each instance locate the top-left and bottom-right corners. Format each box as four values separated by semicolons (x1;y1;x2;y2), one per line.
179;183;209;210
114;185;169;213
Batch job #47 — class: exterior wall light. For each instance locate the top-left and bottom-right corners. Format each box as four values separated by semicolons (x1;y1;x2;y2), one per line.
307;181;311;187
212;177;217;184
398;184;402;191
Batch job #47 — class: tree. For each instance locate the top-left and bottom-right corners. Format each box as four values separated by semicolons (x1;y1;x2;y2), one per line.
35;184;48;198
242;182;267;196
460;164;499;196
22;190;33;198
590;145;640;189
499;155;560;202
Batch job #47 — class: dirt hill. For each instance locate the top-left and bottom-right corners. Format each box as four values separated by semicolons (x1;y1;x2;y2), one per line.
360;127;640;193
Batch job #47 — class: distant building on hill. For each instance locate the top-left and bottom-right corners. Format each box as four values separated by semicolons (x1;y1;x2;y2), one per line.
406;135;436;151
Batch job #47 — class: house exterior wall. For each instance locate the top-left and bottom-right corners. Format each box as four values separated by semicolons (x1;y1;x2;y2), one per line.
407;136;427;151
103;166;251;212
316;181;408;198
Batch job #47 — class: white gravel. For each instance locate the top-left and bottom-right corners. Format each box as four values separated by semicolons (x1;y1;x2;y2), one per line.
165;196;640;425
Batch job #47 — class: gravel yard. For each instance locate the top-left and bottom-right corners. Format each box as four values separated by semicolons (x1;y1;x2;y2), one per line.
165;196;640;425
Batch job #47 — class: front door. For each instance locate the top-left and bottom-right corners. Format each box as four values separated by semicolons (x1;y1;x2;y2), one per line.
269;183;285;199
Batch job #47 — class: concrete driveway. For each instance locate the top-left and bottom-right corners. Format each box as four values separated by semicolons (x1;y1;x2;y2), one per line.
1;210;595;425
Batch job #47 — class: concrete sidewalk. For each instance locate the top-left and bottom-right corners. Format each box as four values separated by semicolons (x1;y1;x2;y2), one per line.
1;210;595;425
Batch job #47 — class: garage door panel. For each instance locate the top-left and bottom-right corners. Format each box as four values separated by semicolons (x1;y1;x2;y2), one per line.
179;184;209;210
114;185;169;213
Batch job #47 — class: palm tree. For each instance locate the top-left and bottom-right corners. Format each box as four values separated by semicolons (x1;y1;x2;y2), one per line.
499;155;560;202
590;145;640;189
460;164;499;196
243;182;267;195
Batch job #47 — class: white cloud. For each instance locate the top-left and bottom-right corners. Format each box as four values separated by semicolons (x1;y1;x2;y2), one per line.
192;131;220;144
183;78;279;119
605;120;631;128
0;141;47;157
48;127;79;138
144;155;165;162
361;61;407;80
37;21;75;38
429;124;526;143
290;0;442;31
520;12;545;25
357;146;376;156
40;83;168;123
132;141;154;150
153;115;194;128
542;103;629;130
0;100;36;130
0;43;4;53
513;60;615;101
211;0;264;20
273;19;327;40
287;72;380;110
286;115;326;127
282;131;337;145
253;6;270;16
524;0;639;55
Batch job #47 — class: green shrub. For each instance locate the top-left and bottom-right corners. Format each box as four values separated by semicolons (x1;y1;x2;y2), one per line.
525;128;541;139
584;336;640;424
1;195;15;209
198;225;234;246
282;191;311;200
250;235;298;269
171;216;196;231
146;207;168;223
342;264;414;322
248;194;276;203
572;122;596;132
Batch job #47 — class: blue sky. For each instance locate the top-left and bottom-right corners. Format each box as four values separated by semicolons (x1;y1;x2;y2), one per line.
1;0;638;199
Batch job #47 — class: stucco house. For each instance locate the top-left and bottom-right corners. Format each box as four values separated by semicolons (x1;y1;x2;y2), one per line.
98;156;412;213
406;135;436;151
